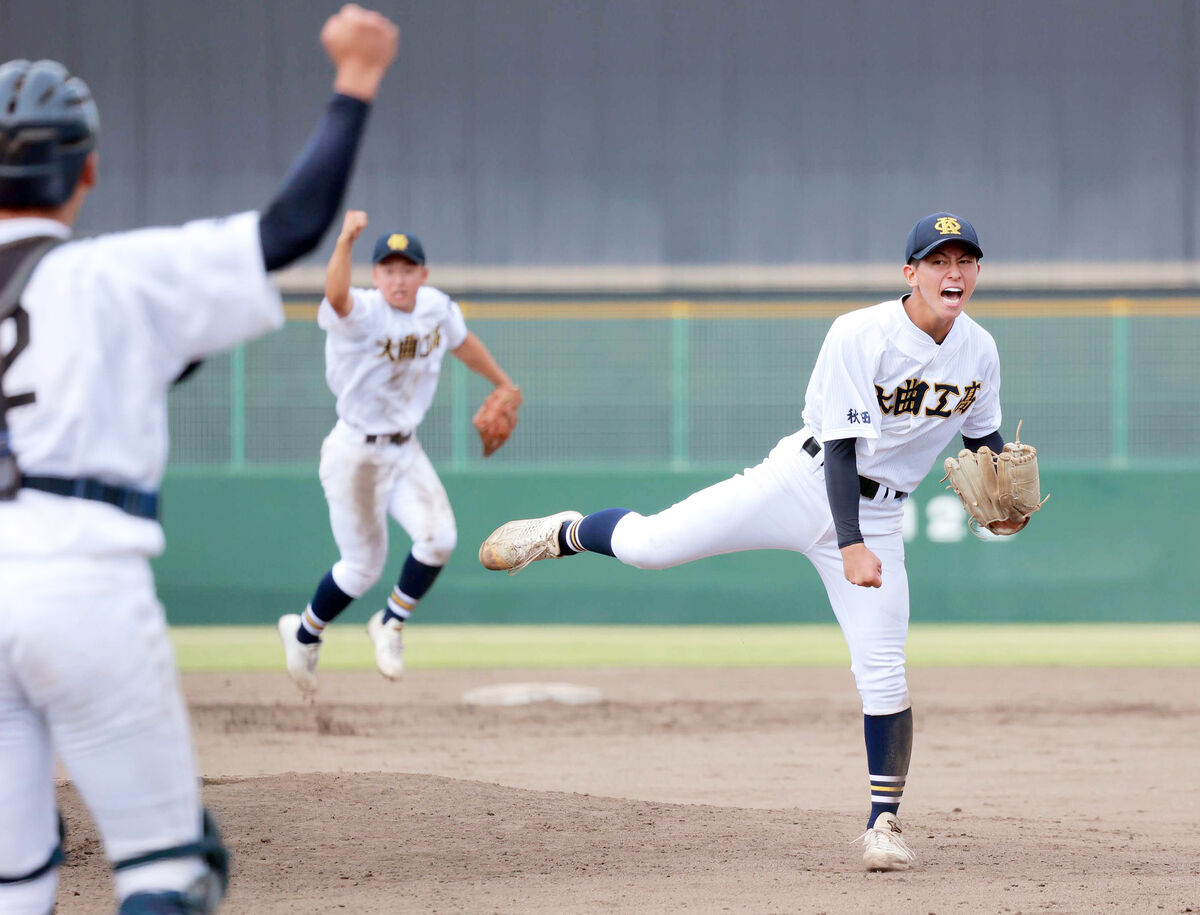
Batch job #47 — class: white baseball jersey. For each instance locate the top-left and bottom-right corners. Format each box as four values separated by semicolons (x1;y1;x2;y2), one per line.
801;298;1002;493
319;285;468;435
0;212;284;558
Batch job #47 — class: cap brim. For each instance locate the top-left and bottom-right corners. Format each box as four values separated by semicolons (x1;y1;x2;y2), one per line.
373;252;424;266
909;237;983;261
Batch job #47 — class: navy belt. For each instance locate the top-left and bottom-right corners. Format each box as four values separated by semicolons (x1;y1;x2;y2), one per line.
364;431;410;446
801;437;907;501
21;475;159;520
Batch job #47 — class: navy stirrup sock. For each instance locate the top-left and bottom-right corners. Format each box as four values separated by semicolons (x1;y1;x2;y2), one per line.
397;553;443;600
298;570;355;643
864;708;913;828
557;508;631;557
383;553;444;625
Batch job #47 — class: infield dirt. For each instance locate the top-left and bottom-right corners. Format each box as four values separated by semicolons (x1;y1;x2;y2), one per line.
54;667;1199;913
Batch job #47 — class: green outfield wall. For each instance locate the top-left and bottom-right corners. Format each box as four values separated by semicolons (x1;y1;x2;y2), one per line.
155;299;1200;626
152;466;1195;625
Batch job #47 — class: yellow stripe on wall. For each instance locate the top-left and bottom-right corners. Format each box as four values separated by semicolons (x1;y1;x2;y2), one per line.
282;297;1200;322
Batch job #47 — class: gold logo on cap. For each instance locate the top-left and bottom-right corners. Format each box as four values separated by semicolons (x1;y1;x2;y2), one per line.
387;234;410;251
933;217;962;236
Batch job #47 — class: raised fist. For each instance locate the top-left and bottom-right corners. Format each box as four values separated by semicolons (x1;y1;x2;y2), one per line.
321;5;399;101
340;209;369;243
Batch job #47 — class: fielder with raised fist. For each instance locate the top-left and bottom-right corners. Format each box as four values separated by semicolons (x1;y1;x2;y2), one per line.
277;209;520;694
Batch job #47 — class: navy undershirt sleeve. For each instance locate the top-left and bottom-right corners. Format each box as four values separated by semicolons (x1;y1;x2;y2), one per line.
258;94;370;272
823;437;863;549
963;429;1004;452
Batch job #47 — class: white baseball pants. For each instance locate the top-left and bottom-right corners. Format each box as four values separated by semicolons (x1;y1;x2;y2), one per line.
610;430;911;715
319;420;457;598
0;556;205;913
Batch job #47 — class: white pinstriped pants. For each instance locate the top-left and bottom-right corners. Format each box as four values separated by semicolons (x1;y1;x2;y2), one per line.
319;420;458;598
610;430;911;716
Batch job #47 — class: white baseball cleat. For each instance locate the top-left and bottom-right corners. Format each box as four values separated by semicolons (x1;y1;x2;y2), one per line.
277;613;320;695
858;812;916;871
478;510;583;574
367;610;405;680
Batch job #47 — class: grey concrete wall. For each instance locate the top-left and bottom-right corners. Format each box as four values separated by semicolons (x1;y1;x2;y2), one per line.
2;0;1196;264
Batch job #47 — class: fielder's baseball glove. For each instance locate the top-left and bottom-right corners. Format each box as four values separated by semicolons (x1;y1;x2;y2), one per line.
473;385;522;457
942;421;1048;537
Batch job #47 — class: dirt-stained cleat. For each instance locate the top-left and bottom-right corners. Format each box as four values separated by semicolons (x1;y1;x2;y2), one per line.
367;610;405;680
277;613;320;695
858;812;916;871
478;510;583;574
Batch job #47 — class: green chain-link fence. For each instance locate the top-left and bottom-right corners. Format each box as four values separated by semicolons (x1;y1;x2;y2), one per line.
168;297;1200;471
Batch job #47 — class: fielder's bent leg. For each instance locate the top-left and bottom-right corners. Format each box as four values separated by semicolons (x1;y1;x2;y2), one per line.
385;443;456;623
371;443;458;676
282;426;398;692
316;422;399;602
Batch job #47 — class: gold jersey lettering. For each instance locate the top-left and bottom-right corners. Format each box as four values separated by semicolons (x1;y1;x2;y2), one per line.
954;380;981;414
396;335;419;361
877;377;976;418
891;379;929;416
924;383;960;417
377;324;444;363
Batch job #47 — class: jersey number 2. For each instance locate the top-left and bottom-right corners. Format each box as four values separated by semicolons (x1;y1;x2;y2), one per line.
0;303;36;413
0;303;35;500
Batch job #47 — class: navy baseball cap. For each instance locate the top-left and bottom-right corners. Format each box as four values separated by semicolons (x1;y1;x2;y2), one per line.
372;232;426;265
904;213;982;263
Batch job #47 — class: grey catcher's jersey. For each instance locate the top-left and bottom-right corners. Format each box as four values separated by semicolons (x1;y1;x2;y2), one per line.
801;299;1002;494
319;285;468;436
0;212;283;558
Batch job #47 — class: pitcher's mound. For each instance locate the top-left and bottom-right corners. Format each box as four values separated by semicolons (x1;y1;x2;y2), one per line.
461;681;604;706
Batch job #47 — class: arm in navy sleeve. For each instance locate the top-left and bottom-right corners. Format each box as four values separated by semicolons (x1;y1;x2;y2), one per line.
258;94;370;272
823;437;863;548
963;429;1004;452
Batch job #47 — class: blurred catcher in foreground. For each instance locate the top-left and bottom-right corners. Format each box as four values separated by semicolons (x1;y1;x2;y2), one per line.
0;5;398;912
278;209;519;694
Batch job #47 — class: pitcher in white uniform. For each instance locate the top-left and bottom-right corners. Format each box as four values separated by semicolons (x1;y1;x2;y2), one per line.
278;210;518;693
480;212;1017;872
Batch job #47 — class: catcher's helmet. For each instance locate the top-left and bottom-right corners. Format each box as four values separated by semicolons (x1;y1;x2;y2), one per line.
0;59;99;209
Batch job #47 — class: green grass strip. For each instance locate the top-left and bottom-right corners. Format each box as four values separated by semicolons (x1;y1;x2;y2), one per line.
170;623;1200;673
